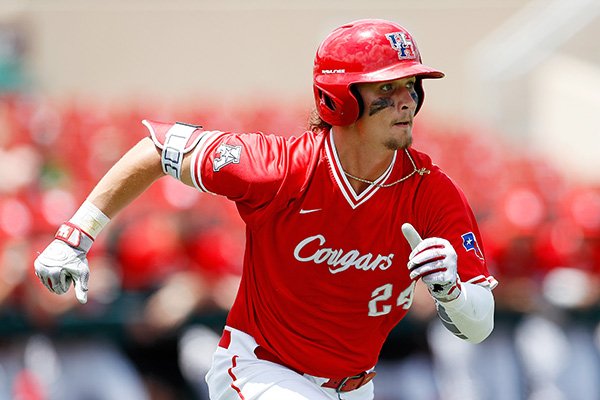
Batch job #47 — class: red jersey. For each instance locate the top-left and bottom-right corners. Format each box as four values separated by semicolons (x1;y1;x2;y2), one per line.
189;128;496;378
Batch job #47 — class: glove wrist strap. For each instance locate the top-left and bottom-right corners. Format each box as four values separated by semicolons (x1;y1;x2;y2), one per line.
430;280;462;303
55;222;94;252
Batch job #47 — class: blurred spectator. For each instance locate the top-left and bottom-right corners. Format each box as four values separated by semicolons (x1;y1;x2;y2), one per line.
0;21;29;93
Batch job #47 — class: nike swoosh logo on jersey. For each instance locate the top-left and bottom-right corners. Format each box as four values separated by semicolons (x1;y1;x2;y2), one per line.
299;208;322;214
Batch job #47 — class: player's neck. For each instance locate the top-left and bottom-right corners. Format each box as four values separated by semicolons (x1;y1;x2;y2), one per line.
332;127;395;194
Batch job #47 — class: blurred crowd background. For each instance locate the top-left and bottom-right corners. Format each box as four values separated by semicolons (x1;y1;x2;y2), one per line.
1;1;600;399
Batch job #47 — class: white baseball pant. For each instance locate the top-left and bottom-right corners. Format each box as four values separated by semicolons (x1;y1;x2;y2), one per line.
205;327;375;400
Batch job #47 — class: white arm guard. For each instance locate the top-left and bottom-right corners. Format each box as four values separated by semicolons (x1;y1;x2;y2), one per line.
143;119;204;181
435;282;495;343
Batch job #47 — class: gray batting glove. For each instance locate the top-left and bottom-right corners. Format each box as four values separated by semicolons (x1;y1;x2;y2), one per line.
402;223;462;302
34;223;93;304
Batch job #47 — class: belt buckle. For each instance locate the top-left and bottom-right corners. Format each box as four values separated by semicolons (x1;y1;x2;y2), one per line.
335;372;366;393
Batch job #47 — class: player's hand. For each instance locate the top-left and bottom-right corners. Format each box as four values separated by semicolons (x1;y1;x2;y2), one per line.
34;225;92;304
401;223;461;302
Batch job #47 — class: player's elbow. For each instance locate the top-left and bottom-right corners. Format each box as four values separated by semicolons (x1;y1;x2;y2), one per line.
462;318;494;344
463;291;495;344
441;314;494;344
438;283;495;344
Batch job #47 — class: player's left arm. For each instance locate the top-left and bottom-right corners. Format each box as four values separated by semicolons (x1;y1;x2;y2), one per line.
402;222;494;343
402;167;497;343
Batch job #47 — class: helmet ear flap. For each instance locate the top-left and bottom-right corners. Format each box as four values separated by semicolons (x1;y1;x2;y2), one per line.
414;78;425;115
349;85;364;119
314;84;360;126
318;89;337;111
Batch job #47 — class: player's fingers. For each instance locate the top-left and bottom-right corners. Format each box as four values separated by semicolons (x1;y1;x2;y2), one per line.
59;270;73;293
409;262;447;280
33;260;47;285
43;276;55;291
73;273;89;304
401;223;422;250
410;266;447;280
37;267;62;294
34;267;47;288
408;237;453;260
409;249;446;269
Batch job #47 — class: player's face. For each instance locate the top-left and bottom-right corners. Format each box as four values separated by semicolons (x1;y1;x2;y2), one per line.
354;77;418;151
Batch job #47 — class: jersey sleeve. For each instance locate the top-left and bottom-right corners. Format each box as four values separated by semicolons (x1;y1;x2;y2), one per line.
188;131;285;221
416;167;498;289
189;130;320;226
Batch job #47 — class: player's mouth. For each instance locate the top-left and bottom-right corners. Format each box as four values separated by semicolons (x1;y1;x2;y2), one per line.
392;120;412;127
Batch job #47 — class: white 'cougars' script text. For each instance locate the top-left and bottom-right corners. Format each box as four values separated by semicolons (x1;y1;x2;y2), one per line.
293;234;394;274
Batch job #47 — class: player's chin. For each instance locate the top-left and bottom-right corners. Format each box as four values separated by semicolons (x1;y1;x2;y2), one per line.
384;137;412;151
384;131;412;151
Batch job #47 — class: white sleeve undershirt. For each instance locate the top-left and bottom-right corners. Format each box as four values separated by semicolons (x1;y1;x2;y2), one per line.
435;282;495;343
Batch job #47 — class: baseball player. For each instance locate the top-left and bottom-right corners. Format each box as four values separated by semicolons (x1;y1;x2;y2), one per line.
34;19;497;400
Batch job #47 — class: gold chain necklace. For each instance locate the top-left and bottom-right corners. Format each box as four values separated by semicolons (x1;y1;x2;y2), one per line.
343;149;430;188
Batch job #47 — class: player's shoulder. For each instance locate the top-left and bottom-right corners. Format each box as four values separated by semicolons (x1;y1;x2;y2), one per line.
407;147;442;177
408;147;459;192
286;128;327;147
284;129;326;180
227;128;325;150
230;128;324;176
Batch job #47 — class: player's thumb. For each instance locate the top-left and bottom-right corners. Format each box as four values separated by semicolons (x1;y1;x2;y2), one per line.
73;271;89;304
402;223;422;250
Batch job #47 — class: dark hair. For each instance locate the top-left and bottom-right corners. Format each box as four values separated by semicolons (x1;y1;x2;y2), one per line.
308;108;332;133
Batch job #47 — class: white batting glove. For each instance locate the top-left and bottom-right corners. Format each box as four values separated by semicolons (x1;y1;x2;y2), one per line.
34;223;92;304
402;223;462;302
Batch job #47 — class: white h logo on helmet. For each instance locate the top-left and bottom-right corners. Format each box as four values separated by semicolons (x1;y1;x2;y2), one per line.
385;32;416;60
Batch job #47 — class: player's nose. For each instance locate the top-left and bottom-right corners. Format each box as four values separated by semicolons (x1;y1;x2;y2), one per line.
395;86;417;111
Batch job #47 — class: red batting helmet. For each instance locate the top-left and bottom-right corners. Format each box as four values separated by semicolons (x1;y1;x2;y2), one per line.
313;19;444;126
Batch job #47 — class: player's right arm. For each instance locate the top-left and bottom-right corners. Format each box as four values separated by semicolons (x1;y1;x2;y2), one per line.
34;120;204;304
87;137;165;217
34;119;289;304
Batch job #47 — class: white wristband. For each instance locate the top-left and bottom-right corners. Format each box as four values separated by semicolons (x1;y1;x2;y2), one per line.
69;200;111;239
